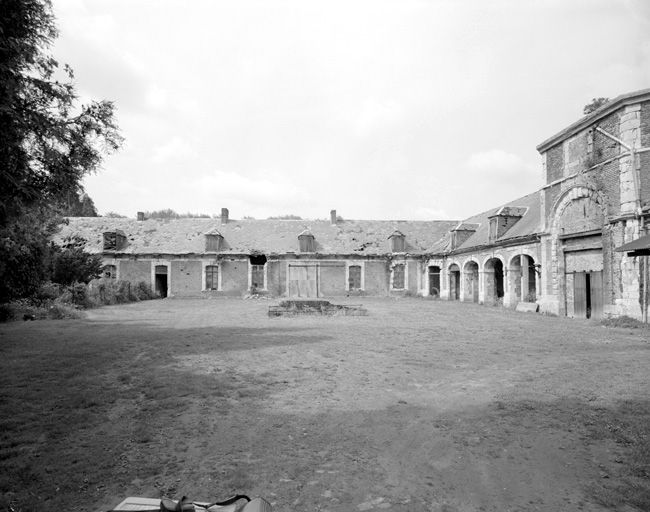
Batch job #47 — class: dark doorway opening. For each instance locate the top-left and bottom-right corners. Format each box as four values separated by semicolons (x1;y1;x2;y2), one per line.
493;259;504;298
155;265;168;298
428;266;441;296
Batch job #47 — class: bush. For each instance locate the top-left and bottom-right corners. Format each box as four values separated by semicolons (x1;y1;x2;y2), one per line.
134;281;155;300
602;315;649;330
0;304;16;322
66;282;95;309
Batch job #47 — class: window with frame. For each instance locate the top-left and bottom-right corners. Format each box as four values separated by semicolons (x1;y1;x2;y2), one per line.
392;264;405;289
205;265;219;290
348;265;361;290
103;264;117;279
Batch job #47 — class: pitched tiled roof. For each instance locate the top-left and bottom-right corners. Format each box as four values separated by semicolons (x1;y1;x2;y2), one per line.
428;191;542;255
56;217;459;256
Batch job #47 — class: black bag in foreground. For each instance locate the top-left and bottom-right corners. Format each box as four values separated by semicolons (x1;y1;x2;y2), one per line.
108;495;272;512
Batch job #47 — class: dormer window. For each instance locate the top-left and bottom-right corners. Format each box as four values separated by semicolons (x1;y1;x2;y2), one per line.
487;206;526;244
388;230;405;252
450;223;479;251
103;230;126;251
205;229;223;252
298;230;315;252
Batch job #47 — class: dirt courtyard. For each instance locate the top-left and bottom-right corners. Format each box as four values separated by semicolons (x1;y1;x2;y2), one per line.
0;298;649;512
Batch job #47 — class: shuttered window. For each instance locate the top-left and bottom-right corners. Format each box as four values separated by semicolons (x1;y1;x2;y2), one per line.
348;265;361;290
206;265;219;290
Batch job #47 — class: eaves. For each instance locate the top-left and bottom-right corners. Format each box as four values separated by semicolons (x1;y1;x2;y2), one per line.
426;233;542;258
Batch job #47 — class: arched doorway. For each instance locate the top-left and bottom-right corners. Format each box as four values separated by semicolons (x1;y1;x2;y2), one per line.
428;266;441;297
448;264;460;300
551;187;606;319
463;261;479;302
508;255;537;304
484;258;504;305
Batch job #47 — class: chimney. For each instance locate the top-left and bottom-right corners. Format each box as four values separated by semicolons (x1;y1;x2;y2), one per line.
137;211;145;221
330;209;337;225
221;208;229;224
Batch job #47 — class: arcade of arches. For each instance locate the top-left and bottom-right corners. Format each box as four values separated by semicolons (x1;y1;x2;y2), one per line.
434;253;539;307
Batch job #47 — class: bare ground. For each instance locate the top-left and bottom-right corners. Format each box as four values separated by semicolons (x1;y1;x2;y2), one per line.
0;297;648;512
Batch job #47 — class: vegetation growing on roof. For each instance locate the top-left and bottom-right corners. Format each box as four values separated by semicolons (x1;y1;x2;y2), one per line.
143;209;211;219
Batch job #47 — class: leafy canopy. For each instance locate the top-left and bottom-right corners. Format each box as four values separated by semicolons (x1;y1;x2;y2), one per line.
0;0;122;301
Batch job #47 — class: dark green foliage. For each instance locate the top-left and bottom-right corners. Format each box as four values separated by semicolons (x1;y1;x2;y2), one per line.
49;235;103;286
0;0;122;302
61;192;99;217
0;207;60;302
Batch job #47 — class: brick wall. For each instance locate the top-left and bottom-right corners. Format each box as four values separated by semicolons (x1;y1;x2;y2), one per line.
119;260;150;283
640;101;650;209
266;260;283;296
171;260;202;296
319;264;346;296
590;159;620;217
364;261;389;295
545;144;564;183
592;112;620;164
220;259;248;295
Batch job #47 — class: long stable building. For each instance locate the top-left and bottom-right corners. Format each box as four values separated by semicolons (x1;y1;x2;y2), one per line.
57;89;650;321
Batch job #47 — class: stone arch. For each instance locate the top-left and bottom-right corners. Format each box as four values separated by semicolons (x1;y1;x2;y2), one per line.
448;262;461;301
462;259;480;302
508;253;538;304
484;257;505;305
549;186;608;317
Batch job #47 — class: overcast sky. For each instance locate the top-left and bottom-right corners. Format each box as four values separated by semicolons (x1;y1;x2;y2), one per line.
52;0;650;220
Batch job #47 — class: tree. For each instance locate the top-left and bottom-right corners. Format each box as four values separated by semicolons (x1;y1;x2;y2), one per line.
583;97;610;115
61;191;99;217
0;0;122;301
49;235;103;286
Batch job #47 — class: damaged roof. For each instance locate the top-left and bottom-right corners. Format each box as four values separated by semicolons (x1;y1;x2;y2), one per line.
428;191;542;255
55;217;459;256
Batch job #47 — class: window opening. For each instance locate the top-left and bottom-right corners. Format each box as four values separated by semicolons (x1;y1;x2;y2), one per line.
103;264;117;279
349;265;362;290
205;265;219;291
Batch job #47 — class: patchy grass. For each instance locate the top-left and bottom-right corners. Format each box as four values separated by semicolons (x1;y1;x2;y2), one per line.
0;298;648;512
601;315;650;331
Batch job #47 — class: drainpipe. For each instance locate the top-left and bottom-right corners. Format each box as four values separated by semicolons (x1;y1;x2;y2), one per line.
596;126;648;322
595;127;642;214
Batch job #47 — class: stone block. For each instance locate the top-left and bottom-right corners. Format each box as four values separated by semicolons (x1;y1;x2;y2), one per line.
516;302;539;313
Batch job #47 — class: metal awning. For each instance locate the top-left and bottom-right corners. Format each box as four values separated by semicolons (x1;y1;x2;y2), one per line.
615;234;650;256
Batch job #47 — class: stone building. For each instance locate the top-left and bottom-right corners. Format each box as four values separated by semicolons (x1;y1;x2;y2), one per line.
421;88;650;321
61;208;456;299
56;89;650;321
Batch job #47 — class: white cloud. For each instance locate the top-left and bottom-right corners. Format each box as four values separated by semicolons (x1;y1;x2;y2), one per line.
151;137;197;163
466;149;531;177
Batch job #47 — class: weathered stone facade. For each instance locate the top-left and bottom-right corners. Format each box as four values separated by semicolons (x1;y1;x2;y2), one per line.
534;90;650;320
55;89;650;321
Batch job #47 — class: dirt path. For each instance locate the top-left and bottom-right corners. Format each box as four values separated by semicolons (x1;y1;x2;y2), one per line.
1;298;648;512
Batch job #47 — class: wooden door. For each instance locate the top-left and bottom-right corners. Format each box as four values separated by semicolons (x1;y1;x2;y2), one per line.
589;271;603;320
573;272;587;318
289;265;318;298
